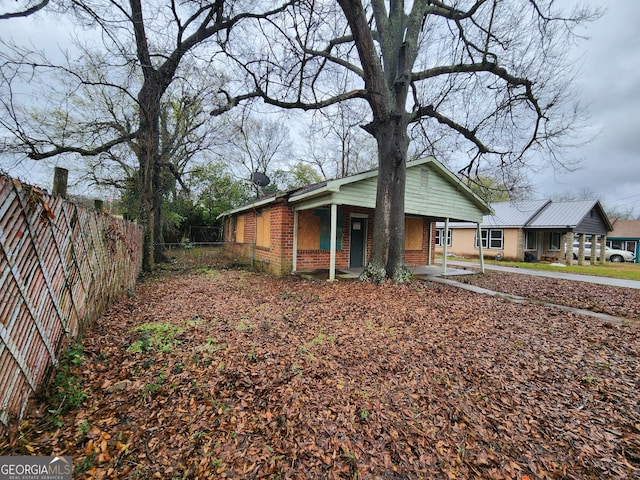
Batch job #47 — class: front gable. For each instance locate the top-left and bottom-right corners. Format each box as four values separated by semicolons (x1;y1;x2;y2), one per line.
404;165;486;222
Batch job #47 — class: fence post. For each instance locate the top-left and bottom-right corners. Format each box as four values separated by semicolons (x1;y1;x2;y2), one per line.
52;167;68;198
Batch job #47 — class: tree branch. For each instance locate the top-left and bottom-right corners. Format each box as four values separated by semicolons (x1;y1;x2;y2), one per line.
27;131;139;160
0;0;49;20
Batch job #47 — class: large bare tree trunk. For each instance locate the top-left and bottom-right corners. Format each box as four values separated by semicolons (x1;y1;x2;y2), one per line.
360;116;412;283
137;83;161;272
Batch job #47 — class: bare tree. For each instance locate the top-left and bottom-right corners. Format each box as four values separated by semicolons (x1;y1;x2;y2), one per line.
305;103;377;179
213;0;598;282
221;115;292;197
0;0;294;271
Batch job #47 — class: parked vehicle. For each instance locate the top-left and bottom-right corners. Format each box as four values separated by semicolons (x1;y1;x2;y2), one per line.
572;242;636;263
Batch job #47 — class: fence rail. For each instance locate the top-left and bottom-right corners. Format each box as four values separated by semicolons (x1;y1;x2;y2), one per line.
0;175;142;431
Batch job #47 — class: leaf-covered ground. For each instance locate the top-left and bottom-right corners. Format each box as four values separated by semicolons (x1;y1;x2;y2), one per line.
459;271;640;321
3;254;639;479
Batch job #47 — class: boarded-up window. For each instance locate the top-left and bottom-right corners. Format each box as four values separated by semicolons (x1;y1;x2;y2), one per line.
405;217;423;250
297;210;321;249
236;215;245;243
256;209;271;247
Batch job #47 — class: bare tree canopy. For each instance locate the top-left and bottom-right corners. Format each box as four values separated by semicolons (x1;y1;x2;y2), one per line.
1;0;295;271
212;0;599;282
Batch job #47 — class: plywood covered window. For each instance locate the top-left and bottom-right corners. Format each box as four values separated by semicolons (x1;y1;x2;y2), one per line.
404;217;423;250
297;208;342;250
256;209;271;247
297;210;321;249
235;215;245;243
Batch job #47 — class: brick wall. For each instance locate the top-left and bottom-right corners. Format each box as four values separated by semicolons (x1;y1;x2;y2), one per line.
223;203;437;274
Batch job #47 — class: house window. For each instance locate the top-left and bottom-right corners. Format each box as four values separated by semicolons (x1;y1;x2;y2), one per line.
435;228;452;246
489;229;503;249
549;232;561;251
525;231;537;250
475;229;503;249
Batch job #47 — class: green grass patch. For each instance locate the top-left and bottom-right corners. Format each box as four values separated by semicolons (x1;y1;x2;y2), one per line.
449;257;640;281
127;322;184;353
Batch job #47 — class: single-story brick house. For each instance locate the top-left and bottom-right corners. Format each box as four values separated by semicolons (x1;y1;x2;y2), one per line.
218;157;491;279
608;219;640;263
435;199;613;263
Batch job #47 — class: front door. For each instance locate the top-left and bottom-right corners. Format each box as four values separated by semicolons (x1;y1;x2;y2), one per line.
349;218;366;267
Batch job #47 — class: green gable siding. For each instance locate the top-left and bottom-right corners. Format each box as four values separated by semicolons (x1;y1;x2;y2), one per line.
332;176;378;208
405;165;485;223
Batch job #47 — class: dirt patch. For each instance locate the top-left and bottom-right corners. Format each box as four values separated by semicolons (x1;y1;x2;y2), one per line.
3;255;639;479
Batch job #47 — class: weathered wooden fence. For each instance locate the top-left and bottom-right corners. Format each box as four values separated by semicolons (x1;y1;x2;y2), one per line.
0;174;142;431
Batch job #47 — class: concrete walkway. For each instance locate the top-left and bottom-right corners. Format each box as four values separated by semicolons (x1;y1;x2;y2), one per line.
442;260;640;290
426;276;628;325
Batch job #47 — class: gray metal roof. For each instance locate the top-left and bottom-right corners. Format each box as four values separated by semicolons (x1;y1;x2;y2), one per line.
527;200;599;228
438;199;613;233
482;200;550;227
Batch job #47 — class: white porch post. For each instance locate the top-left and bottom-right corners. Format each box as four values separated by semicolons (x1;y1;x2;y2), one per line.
477;222;485;274
427;221;433;266
329;203;337;281
442;217;449;275
292;209;298;272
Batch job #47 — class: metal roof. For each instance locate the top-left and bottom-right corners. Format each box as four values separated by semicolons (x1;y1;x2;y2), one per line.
527;200;603;229
438;199;613;232
482;200;550;227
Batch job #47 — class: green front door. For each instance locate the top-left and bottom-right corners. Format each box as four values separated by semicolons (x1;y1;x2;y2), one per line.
349;218;366;268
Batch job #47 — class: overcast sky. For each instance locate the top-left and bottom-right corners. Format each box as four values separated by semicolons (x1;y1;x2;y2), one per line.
530;1;640;214
1;1;639;213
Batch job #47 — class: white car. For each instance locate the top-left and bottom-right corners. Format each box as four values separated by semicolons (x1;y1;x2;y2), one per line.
572;242;635;263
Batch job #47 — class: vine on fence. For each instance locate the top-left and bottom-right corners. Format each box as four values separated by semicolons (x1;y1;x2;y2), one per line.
11;178;55;223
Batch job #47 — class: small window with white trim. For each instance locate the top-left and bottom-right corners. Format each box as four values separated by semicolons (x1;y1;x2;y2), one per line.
475;229;503;249
435;228;452;246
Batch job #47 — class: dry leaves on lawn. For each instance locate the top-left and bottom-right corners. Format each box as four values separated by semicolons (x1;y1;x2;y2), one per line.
2;255;639;479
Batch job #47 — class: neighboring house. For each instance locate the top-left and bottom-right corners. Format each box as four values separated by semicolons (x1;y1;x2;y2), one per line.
435;199;613;263
218;157;491;279
608;219;640;263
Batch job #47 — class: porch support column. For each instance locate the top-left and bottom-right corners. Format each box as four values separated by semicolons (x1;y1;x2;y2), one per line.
292;209;299;272
578;233;586;266
590;235;598;264
600;235;608;265
477;222;485;274
329;203;337;281
564;231;575;266
442;217;449;275
427;221;433;266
